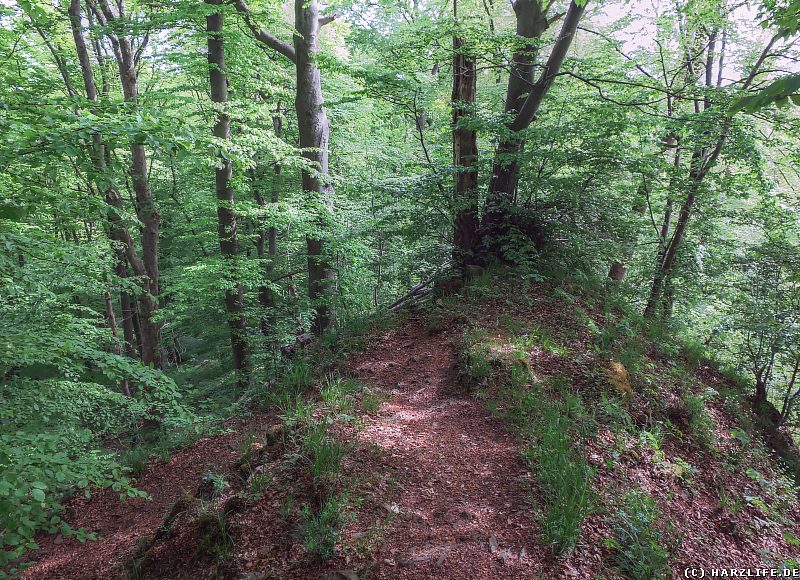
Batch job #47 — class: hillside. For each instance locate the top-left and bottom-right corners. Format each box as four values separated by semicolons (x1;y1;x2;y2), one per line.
19;273;800;579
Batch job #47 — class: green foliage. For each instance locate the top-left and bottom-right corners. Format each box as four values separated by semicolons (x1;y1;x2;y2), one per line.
528;393;596;555
301;423;347;486
683;392;716;451
608;490;671;580
473;327;596;556
0;431;145;568
197;507;234;565
1;0;800;568
298;494;350;561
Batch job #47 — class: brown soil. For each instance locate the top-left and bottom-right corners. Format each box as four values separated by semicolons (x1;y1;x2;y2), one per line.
316;317;548;578
19;291;800;580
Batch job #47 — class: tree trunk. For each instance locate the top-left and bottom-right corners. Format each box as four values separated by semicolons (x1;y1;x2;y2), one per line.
481;1;586;257
607;183;647;281
294;0;336;335
207;0;250;385
68;0;160;370
643;26;777;319
452;29;479;270
255;106;282;334
91;0;163;368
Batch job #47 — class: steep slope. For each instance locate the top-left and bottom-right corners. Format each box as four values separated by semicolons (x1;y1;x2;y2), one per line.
21;275;800;579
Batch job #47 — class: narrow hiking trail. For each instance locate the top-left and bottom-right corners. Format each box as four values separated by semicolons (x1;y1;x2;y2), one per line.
322;317;545;578
23;316;546;579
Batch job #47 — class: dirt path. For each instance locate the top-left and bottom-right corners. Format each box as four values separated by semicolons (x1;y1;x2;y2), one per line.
327;318;544;578
22;317;545;579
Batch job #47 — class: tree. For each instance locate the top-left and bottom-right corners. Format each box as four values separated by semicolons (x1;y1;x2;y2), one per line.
234;0;337;335
207;0;249;384
88;0;164;367
480;0;587;259
451;0;479;269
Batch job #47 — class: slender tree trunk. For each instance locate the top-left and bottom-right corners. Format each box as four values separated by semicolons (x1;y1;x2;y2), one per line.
103;290;132;396
68;0;159;372
207;0;250;385
118;273;137;359
608;183;647;281
294;0;335;335
91;0;163;368
255;105;282;334
452;22;479;270
644;29;777;319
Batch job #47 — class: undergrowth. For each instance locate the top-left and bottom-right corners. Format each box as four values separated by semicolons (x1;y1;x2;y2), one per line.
459;328;595;555
608;490;671;579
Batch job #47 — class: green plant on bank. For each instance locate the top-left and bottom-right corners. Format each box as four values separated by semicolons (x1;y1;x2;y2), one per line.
299;493;352;561
459;329;596;554
320;373;360;419
683;391;717;451
279;492;296;521
301;422;347;486
196;507;234;565
608;490;671;580
515;327;570;358
529;394;596;555
248;470;271;498
278;394;315;430
0;431;147;570
360;389;386;414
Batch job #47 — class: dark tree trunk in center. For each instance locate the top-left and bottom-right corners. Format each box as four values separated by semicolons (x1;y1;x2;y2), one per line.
452;29;479;270
481;1;586;259
207;0;249;385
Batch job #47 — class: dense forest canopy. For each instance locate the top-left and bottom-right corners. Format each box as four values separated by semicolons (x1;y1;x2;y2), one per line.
1;0;800;573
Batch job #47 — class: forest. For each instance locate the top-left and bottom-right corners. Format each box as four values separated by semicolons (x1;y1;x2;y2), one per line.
2;0;800;576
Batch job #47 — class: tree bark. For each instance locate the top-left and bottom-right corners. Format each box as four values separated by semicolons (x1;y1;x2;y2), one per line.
207;0;250;385
608;182;647;281
254;105;282;334
294;0;336;335
452;29;479;270
91;0;163;368
69;0;160;372
481;1;586;257
644;30;778;318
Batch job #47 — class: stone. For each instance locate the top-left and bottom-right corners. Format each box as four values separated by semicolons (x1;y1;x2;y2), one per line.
488;535;498;553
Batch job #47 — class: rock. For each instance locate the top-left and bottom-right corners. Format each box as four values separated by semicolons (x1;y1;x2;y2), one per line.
605;360;633;400
488;535;498;554
435;547;451;567
237;573;267;580
498;548;513;564
383;558;396;566
433;275;464;298
318;571;359;580
383;502;400;515
465;264;484;280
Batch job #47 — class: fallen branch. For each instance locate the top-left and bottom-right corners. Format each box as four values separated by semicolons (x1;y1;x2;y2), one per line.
387;260;452;312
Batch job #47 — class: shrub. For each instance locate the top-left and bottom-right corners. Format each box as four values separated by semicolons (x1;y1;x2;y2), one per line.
0;431;145;569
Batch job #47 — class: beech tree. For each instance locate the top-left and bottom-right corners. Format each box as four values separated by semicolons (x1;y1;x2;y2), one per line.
207;0;249;384
234;0;337;335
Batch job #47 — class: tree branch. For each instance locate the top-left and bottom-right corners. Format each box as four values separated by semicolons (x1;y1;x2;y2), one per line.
230;0;296;63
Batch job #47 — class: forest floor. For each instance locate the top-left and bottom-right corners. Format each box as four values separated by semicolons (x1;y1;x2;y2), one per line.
20;278;800;579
